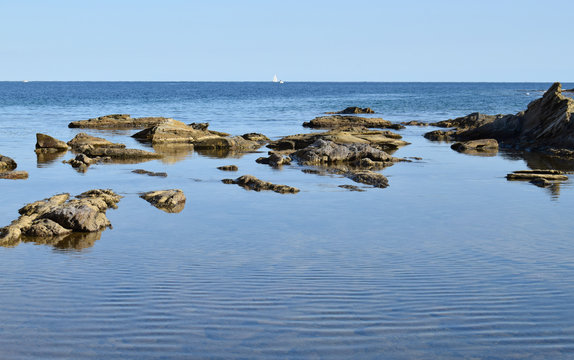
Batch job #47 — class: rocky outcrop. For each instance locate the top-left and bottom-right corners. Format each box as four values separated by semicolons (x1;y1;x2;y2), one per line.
193;135;264;152
222;175;300;194
450;139;498;152
67;133;126;150
326;107;375;114
68;114;173;129
431;113;504;129
140;189;186;213
217;165;238;171
80;146;162;160
0;189;121;245
425;83;574;156
132;169;167;177
256;153;292;167
292;139;399;168
0;171;28;180
132;119;227;144
345;170;389;188
35;133;69;152
303;115;404;130
506;169;568;181
64;153;110;172
268;127;408;153
0;155;17;171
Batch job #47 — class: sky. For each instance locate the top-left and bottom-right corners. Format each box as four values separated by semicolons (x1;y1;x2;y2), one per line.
1;0;573;82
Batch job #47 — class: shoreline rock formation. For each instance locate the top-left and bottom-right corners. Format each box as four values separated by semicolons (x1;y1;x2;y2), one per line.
69;114;174;129
0;154;27;180
303;115;404;130
0;189;122;246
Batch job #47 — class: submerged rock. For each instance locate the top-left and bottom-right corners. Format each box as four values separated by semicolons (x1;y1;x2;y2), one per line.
345;170;389;188
217;165;238;171
0;189;121;246
140;189;186;213
80;146;162;160
69;114;173;129
338;184;366;192
132;169;168;177
35;133;69;152
303;115;403;129
326;106;375;114
0;155;17;171
451;139;499;152
222;175;300;194
0;171;28;180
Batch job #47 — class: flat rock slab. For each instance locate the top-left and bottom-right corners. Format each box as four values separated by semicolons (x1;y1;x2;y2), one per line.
222;175;300;194
81;146;162;160
303;115;402;129
140;189;186;213
0;155;17;171
0;171;28;180
338;184;366;192
506;170;568;181
69;114;173;129
68;133;126;150
132;169;168;177
451;139;499;152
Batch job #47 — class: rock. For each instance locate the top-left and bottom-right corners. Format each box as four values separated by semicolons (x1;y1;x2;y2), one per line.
193;136;263;152
35;133;69;151
506;170;568;181
268;127;408;152
189;122;210;131
451;139;499;152
292;139;398;167
345;170;389;188
217;165;238;171
430;113;504;129
132;169;168;177
69;114;174;129
326;107;375;114
338;185;366;192
432;83;574;156
303;115;403;129
241;133;270;142
67;133;126;150
423;129;457;141
222;175;300;194
564;88;574;93
0;155;17;171
256;153;291;167
133;119;224;144
0;171;28;180
530;178;553;187
80;146;162;160
1;190;121;246
140;189;186;213
401;120;429;126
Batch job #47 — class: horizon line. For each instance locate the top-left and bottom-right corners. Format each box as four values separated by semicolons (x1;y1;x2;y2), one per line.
1;80;572;84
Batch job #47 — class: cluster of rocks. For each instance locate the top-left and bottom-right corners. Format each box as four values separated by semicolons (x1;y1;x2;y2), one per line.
0;154;28;180
68;114;174;129
303;115;404;130
0;189;122;246
506;169;568;188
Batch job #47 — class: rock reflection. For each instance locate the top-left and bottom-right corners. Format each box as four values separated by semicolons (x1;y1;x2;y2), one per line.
195;148;262;159
152;143;194;164
18;231;102;251
36;149;67;166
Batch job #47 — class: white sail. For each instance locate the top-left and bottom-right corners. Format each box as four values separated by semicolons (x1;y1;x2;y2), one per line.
272;74;278;83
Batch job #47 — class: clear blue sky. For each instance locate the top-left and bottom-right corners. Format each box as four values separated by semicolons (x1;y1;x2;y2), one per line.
1;0;572;82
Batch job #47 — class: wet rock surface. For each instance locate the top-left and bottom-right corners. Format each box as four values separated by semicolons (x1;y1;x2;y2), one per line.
0;189;122;246
132;169;168;177
222;175;300;194
140;189;186;213
303;115;403;129
326;106;375;114
451;139;499;152
69;114;173;129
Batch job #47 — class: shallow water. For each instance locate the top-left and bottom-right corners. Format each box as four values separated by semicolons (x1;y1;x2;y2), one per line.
1;82;574;359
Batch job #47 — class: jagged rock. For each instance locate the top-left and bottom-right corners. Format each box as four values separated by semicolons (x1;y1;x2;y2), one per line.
326;107;375;114
0;171;28;180
303;115;403;129
67;133;126;150
222;175;300;194
429;83;574;156
189;122;209;131
0;155;17;171
256;153;291;167
430;113;504;129
217;165;238;171
345;170;389;188
1;190;121;246
132;169;168;177
69;114;173;129
140;189;186;213
506;170;568;181
35;133;69;152
292;139;398;167
268;127;408;152
451;139;498;152
401;120;429;126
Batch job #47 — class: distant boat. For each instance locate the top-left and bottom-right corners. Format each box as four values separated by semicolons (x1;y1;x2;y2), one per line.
279;80;284;84
22;80;29;83
273;74;278;83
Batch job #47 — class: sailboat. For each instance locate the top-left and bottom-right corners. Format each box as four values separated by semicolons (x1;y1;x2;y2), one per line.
272;74;278;83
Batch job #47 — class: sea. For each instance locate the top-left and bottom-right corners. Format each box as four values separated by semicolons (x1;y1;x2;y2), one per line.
1;82;573;359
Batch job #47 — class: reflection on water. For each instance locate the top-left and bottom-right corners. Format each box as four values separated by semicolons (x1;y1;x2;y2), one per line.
152;143;194;164
36;149;67;166
452;148;498;157
195;148;265;159
12;231;102;251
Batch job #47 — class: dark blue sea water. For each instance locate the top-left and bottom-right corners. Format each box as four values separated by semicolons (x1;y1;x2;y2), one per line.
1;82;574;359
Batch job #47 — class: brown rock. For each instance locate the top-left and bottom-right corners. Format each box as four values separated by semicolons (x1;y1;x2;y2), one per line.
0;155;17;171
222;175;300;194
292;139;398;167
140;189;186;213
451;139;499;152
345;170;389;188
132;169;168;177
217;165;238;171
326;107;375;114
69;114;173;129
35;133;69;151
338;184;366;192
0;171;28;180
67;133;126;150
506;170;568;181
303;115;403;129
256;153;291;167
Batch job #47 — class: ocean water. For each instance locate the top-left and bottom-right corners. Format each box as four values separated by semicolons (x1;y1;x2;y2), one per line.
1;82;574;359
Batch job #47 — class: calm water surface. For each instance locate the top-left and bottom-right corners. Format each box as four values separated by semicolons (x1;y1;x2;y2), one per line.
1;82;574;359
